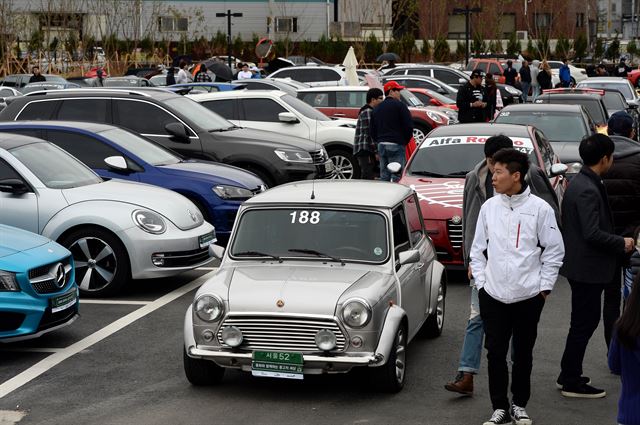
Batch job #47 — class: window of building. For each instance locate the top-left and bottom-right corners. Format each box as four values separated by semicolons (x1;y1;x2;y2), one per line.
158;16;188;32
447;14;465;39
501;13;516;38
275;17;298;33
534;13;552;28
576;13;585;27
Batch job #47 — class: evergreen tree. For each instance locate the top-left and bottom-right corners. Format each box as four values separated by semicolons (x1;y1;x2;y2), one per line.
507;32;521;56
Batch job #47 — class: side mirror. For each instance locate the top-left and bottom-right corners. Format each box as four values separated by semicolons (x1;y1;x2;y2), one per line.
387;162;402;174
430;98;439;105
549;163;568;177
165;122;190;142
398;249;420;265
209;244;225;260
104;156;128;171
458;77;468;84
0;178;30;195
437;88;447;95
278;112;300;123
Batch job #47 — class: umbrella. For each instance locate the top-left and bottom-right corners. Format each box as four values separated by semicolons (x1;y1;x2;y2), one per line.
377;52;400;62
342;46;359;86
201;60;233;82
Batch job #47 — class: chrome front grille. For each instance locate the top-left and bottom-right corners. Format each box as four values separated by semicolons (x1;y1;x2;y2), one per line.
29;258;73;294
447;220;463;249
309;149;327;164
217;315;347;352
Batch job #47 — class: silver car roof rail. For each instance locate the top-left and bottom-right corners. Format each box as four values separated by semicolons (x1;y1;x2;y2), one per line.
23;88;166;97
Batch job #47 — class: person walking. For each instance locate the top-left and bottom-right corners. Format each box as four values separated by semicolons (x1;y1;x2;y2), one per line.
558;133;635;399
537;60;553;91
28;66;46;83
457;69;487;123
370;81;413;182
194;64;212;82
519;61;532;102
353;88;384;180
602;111;640;349
166;67;176;86
484;73;502;120
530;60;540;102
471;148;564;425
176;60;191;84
503;60;518;87
94;68;104;87
609;272;640;425
559;58;572;88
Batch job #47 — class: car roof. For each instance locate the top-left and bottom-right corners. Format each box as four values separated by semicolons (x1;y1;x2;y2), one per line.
244;180;413;208
0;131;45;150
298;86;368;93
502;103;584;113
580;77;629;82
189;90;285;100
0;120;115;133
427;122;533;138
272;65;342;71
539;92;603;100
18;87;180;100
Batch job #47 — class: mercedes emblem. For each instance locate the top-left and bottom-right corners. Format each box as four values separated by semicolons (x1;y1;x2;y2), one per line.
54;263;66;288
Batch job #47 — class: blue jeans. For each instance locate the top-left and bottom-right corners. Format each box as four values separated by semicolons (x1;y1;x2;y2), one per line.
378;143;406;182
520;82;531;103
458;285;484;374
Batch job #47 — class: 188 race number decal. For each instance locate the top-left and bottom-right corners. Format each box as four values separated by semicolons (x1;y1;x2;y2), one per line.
289;210;320;224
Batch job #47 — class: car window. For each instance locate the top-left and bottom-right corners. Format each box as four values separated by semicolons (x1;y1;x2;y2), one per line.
299;92;330;107
45;130;122;169
602;91;627;111
534;130;554;174
579;82;633;99
404;195;424;246
57;99;109;123
115;99;181;135
0;158;23;181
336;91;366;108
201;99;235;120
0;88;16;97
412;91;431;105
1;76;17;87
273;69;300;81
16;100;58;120
98;128;180;166
465;60;478;71
281;94;331;121
392;206;410;258
164;96;231;131
495;110;588;143
411;69;432;77
433;69;460;85
488;63;502;75
318;69;341;81
241;98;287;122
386;69;404;76
551;98;607;124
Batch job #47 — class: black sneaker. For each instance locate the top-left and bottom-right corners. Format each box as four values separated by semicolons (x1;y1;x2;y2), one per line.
510;402;532;425
555;375;591;390
483;409;512;425
561;383;606;398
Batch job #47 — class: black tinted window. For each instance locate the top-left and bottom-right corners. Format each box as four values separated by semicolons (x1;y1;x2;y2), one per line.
273;69;299;80
393;79;439;90
336;91;365;108
58;99;109;123
243;81;274;90
392;206;410;257
412;69;432;77
200;99;235;119
489;63;502;75
114;100;180;134
404;195;424;245
0;158;21;180
241;98;287;122
17;100;58;120
318;69;341;81
45;130;121;168
434;70;461;85
1;76;17;87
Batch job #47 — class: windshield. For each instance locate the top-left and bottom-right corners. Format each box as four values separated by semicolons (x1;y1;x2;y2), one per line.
22;83;65;94
164;96;233;130
10;142;102;189
400;89;424;107
578;82;633;99
495;111;588;142
408;135;535;177
44;75;67;83
104;78;142;87
230;208;389;263
281;94;331;121
542;98;607;124
602;92;628;111
98;128;180;166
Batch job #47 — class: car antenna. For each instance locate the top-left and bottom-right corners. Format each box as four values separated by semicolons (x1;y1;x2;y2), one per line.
310;114;318;200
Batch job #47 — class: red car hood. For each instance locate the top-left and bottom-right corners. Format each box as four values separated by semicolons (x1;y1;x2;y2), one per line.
400;175;464;220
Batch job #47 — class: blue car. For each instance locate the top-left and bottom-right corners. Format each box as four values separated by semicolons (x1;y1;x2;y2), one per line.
0;122;265;243
0;224;78;342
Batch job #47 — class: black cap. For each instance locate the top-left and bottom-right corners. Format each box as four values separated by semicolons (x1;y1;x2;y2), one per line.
470;69;484;78
608;111;634;136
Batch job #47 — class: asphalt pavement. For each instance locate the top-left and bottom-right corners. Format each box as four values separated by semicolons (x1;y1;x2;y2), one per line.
0;269;621;425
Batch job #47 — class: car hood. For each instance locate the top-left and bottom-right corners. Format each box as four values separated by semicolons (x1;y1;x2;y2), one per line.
61;179;204;230
401;175;464;220
227;264;369;315
158;160;265;188
549;141;581;164
0;224;50;258
218;127;320;151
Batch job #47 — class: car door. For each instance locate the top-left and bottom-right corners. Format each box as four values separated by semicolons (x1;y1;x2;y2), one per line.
298;91;333;117
434;69;465;89
238;97;311;139
56;99;110;124
334;90;366;119
404;194;431;321
0;157;39;232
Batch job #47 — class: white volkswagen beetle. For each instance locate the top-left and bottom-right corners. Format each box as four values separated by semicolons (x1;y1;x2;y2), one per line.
0;133;215;296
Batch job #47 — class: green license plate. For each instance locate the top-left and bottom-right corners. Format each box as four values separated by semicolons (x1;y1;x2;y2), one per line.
251;351;304;380
198;232;215;248
51;289;77;313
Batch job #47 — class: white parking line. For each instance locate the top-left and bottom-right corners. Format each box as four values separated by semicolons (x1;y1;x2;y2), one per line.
0;348;62;353
0;270;215;399
79;300;150;305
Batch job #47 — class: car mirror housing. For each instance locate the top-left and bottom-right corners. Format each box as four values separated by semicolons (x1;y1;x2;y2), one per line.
165;122;190;142
209;244;225;260
104;156;128;171
0;178;30;195
550;163;568;177
386;162;402;174
398;249;420;266
278;112;300;123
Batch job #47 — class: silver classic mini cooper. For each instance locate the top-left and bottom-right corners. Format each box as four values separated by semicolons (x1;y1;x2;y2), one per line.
183;180;446;392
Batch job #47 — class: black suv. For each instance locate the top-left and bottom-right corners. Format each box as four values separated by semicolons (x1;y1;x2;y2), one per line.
535;88;610;129
0;88;335;186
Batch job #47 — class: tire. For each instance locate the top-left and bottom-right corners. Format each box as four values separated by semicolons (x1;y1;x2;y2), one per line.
59;226;129;297
369;323;407;393
183;349;225;385
422;274;446;338
413;123;431;145
328;147;360;179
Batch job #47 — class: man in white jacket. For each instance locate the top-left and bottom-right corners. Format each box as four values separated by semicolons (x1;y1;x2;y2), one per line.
471;148;565;425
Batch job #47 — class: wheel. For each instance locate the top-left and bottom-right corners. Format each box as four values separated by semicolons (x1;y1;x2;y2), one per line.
422;274;446;338
183;349;225;385
328;148;360;179
413;124;431;145
59;227;129;297
369;323;407;393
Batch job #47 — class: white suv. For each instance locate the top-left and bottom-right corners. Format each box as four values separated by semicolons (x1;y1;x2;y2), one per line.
189;90;359;179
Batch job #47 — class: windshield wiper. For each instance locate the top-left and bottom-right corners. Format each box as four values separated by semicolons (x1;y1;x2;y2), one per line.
446;171;469;176
234;251;282;263
288;248;345;266
410;170;449;178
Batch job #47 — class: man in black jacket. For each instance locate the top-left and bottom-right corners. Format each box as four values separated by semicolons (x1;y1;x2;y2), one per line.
28;66;46;83
558;134;634;399
457;70;486;123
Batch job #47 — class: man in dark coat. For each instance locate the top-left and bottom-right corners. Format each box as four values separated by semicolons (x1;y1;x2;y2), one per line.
28;66;46;83
557;134;634;399
615;57;632;77
457;69;487;123
503;60;518;87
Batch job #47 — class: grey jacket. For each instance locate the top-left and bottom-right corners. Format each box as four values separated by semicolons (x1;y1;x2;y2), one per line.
462;159;561;266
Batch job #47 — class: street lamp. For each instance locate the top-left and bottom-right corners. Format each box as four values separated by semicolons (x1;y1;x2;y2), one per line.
453;5;482;66
216;10;243;70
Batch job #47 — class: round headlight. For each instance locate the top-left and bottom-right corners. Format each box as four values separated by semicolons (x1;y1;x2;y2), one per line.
194;294;224;322
341;298;372;328
132;209;166;234
221;326;243;347
315;329;337;351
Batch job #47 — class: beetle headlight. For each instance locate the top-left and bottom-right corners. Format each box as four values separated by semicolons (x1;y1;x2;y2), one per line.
567;162;583;174
221;326;243;347
274;149;313;163
212;185;254;200
194;294;224;322
132;210;166;234
315;329;337;351
426;110;445;124
341;298;372;328
0;270;19;291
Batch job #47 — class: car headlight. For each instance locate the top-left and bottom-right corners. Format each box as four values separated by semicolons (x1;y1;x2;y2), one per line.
274;149;313;163
0;270;19;291
132;209;166;234
567;162;583;174
505;85;520;95
212;185;254;200
315;329;337;351
341;298;372;328
426;110;445;124
194;294;224;322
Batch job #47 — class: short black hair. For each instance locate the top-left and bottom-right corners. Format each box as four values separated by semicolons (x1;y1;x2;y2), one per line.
579;133;615;166
492;148;529;184
366;88;383;103
484;135;513;157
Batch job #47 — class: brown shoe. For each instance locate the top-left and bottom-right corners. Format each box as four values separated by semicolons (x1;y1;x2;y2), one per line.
444;371;474;395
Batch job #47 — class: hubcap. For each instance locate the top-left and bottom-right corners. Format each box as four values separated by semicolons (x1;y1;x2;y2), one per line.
330;154;354;179
413;128;426;144
395;327;406;384
69;237;117;292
